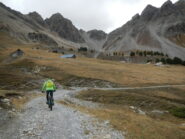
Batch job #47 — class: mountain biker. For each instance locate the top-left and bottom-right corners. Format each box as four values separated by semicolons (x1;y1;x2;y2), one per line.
42;79;56;105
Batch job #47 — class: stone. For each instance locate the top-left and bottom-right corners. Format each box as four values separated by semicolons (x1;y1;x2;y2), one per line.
2;98;10;103
151;110;164;114
129;106;135;110
103;134;111;139
137;109;146;115
104;120;109;125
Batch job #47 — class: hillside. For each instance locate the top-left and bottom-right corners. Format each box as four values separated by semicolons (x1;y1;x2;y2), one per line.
0;2;106;54
102;0;185;60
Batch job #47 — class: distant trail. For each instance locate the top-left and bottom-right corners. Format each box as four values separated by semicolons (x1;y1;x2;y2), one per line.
96;84;185;91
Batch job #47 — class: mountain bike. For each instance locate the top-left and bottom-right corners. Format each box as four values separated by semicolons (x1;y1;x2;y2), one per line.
48;94;54;111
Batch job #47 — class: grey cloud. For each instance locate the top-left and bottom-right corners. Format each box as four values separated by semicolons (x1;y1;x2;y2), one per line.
18;0;114;32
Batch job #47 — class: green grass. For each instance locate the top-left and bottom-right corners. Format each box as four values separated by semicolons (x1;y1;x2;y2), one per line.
170;107;185;118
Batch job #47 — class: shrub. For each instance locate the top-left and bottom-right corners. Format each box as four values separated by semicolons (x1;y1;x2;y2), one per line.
90;50;94;53
154;51;158;56
182;61;185;66
154;51;160;56
139;52;143;56
166;58;173;64
144;51;147;57
130;51;135;57
160;52;164;56
155;58;160;63
69;48;73;51
170;107;185;118
78;47;87;52
161;58;166;64
147;51;150;55
113;52;118;56
151;51;154;56
147;59;152;63
173;57;182;64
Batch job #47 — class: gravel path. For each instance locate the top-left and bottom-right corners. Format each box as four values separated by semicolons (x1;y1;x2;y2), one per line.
0;89;124;139
96;84;185;90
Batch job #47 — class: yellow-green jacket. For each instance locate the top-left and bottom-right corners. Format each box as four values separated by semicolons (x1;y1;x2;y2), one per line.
42;79;56;91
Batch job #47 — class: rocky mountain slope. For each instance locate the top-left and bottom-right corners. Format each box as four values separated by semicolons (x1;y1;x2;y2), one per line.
0;2;107;52
0;2;86;50
80;29;107;51
103;0;185;60
45;13;85;43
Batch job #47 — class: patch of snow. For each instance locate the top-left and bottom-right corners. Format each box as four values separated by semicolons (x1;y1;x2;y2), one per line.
155;62;163;66
151;110;165;114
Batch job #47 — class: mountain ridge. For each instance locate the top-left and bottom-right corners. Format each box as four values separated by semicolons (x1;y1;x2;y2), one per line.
102;0;185;60
0;0;185;59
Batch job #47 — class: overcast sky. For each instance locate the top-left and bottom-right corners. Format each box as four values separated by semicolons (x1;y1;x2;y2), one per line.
0;0;178;33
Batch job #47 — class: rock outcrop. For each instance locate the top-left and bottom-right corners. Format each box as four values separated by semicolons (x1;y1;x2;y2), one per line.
45;13;85;43
28;12;46;27
28;32;58;46
87;30;107;40
80;29;107;51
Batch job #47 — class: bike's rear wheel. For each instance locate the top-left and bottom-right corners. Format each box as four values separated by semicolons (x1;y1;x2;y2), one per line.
49;104;52;111
48;96;53;111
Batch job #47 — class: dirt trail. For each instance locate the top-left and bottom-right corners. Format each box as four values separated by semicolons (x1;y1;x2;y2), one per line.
0;89;124;139
96;84;185;90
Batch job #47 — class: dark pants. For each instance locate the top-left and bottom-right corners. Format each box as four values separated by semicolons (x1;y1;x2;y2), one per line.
46;90;54;102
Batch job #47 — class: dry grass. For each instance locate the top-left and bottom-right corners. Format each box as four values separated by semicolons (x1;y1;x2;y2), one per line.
74;87;185;138
77;87;185;111
1;32;185;87
0;89;41;110
33;55;185;87
59;99;185;139
11;93;42;110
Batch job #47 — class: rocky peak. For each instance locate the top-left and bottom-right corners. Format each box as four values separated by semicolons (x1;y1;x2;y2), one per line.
87;30;107;40
132;14;140;21
175;0;185;5
141;5;158;21
45;13;84;43
28;12;46;26
161;0;173;9
79;29;85;32
175;0;185;13
159;0;178;16
48;13;65;21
